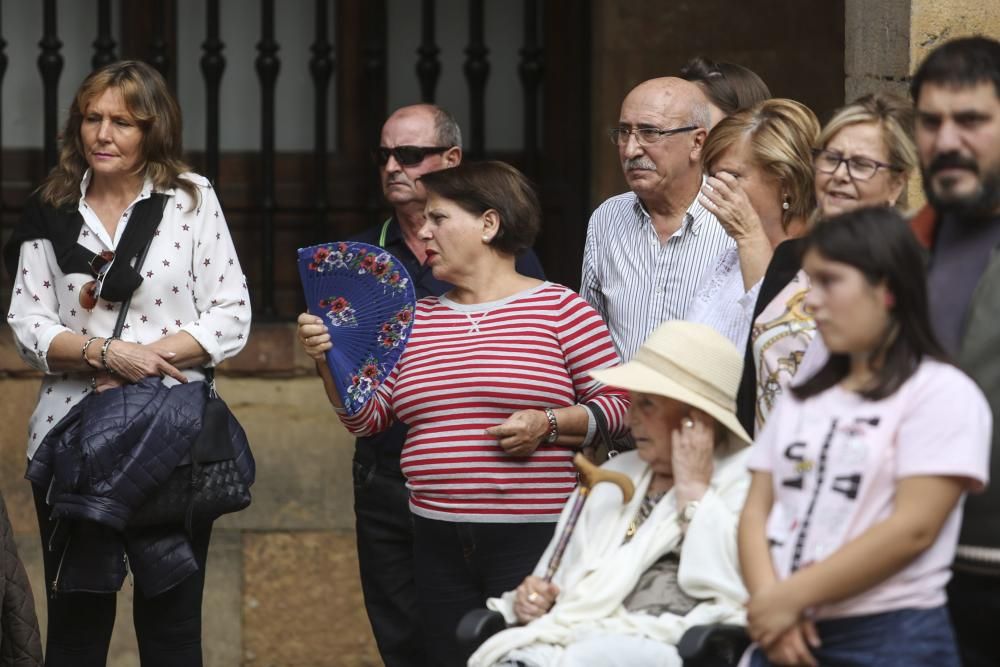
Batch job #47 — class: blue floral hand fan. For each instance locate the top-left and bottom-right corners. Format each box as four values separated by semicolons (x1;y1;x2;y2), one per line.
297;241;416;415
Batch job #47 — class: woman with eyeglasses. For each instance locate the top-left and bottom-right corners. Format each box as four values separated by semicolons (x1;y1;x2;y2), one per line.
735;94;918;437
3;61;250;666
688;98;820;350
738;209;990;667
297;160;629;667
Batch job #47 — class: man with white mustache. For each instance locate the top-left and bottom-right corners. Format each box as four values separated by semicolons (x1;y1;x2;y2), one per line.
581;77;733;362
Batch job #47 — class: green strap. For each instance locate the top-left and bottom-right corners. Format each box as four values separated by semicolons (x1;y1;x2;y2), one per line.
377;217;392;248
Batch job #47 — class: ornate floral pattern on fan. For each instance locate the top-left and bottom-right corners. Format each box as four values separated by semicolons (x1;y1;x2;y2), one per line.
298;241;416;415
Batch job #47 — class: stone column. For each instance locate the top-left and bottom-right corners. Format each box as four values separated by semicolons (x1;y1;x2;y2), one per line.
846;0;1000;102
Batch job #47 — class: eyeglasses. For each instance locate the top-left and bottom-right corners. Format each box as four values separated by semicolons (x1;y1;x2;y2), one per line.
608;125;698;146
813;149;900;181
373;145;450;167
80;250;115;310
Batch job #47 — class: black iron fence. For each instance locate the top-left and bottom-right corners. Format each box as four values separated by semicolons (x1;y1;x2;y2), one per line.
0;0;590;320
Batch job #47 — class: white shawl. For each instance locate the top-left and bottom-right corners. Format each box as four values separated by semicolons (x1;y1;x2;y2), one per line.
468;448;751;667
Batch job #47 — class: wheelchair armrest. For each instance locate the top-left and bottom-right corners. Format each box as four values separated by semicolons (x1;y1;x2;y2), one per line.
456;608;508;651
677;623;751;666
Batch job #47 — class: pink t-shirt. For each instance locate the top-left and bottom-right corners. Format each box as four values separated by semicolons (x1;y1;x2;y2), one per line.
748;359;991;619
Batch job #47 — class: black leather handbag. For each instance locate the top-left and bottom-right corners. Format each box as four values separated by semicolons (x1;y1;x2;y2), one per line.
128;369;254;531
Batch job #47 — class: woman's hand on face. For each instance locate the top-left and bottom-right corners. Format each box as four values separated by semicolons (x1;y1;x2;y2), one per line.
513;575;559;625
762;621;821;667
671;408;715;504
699;172;765;243
486;409;550;457
746;581;808;649
297;312;331;361
104;339;187;384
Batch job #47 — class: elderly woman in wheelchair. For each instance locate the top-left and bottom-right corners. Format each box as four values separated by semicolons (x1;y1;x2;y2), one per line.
464;321;754;667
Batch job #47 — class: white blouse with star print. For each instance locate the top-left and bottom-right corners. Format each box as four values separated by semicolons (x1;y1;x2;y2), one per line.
6;170;251;459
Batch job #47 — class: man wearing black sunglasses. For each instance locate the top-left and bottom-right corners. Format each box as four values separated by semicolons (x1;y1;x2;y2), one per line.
349;104;544;667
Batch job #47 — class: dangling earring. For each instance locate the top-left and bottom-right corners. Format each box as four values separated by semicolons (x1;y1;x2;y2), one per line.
782;196;790;211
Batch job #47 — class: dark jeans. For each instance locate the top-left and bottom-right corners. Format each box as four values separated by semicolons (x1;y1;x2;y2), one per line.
33;484;212;667
412;514;555;667
748;606;960;666
353;456;427;667
948;568;1000;667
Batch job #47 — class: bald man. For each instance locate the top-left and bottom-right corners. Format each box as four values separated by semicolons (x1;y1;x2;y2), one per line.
580;78;733;362
348;104;544;667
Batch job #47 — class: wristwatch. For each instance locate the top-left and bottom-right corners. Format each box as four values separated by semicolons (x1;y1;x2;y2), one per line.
679;500;700;525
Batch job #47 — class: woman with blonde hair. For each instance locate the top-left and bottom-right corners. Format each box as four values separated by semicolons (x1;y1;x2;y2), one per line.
688;98;820;349
735;93;919;436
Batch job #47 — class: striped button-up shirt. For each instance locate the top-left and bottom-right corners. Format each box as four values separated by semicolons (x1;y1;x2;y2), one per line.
581;191;734;361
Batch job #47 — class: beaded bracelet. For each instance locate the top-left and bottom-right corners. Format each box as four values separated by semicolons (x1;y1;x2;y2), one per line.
100;336;118;373
81;336;101;368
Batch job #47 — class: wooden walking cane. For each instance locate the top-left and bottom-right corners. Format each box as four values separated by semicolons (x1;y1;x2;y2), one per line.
541;453;635;582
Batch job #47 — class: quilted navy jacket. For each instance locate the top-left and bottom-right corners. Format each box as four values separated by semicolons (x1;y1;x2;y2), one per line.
26;377;246;597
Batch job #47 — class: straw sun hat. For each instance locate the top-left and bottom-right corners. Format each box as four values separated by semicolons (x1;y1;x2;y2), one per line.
590;321;752;446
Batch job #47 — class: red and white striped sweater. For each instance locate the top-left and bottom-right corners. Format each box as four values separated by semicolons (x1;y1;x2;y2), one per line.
341;282;629;522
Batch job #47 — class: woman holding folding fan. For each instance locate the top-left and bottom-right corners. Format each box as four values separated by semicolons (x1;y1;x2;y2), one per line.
4;60;250;666
297;160;629;667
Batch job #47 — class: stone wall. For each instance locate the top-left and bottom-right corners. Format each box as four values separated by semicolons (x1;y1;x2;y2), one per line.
589;0;848;208
0;325;380;666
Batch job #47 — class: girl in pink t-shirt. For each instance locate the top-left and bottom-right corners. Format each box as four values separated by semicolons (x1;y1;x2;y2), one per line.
738;209;991;666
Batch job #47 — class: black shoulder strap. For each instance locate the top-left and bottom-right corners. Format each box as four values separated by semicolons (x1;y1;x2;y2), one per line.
111;197;168;337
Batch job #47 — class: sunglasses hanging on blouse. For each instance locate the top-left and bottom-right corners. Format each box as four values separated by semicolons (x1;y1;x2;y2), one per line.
79;250;115;310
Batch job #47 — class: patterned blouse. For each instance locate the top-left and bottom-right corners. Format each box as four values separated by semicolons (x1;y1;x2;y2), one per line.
750;268;815;431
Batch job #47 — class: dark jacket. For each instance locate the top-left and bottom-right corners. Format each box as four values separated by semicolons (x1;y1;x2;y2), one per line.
27;378;215;597
0;493;42;666
912;205;1000;567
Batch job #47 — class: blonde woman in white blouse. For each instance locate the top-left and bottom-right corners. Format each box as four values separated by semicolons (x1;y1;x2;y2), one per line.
687;99;820;350
4;61;250;667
